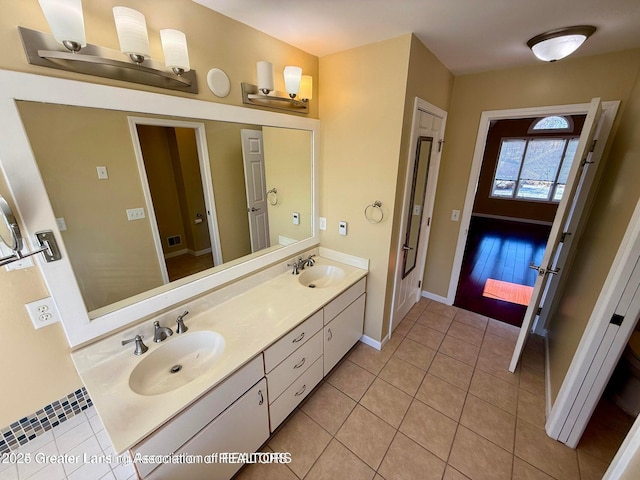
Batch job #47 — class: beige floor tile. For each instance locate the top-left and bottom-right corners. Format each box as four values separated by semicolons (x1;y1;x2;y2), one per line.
449;426;513;480
519;367;545;397
399;399;457;460
481;332;517;358
426;301;459;319
378;432;446;480
267;410;332;478
469;369;518;414
521;347;545;373
447;321;485;346
381;333;404;355
393;337;436;371
454;309;489;331
416;373;467;421
335;405;396;470
393;318;415;337
301;382;356;435
305;439;375;480
577;449;610;480
460;394;516;452
327;359;376;401
378;356;426;396
591;397;634;434
486;318;520;341
512;457;553;479
476;345;520;385
515;419;580;480
348;342;391;375
404;303;427;321
429;353;474;391
235;452;298;480
443;466;471;479
439;335;480;366
517;389;546;429
360;378;412;428
577;418;628;463
416;310;453;333
406;323;445;350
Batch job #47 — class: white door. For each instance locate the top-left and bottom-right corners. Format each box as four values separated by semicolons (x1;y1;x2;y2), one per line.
391;99;447;333
241;129;270;252
509;98;603;372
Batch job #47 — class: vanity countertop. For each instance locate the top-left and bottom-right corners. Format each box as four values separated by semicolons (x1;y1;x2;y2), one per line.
71;255;367;454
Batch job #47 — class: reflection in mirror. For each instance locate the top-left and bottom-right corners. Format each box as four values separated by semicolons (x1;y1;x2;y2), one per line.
0;195;23;255
402;136;433;278
16;101;312;315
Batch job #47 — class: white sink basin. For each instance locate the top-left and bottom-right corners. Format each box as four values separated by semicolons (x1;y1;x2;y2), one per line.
129;331;225;396
298;265;346;288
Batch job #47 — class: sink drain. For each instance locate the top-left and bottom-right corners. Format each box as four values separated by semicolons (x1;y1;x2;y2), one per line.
170;364;182;374
308;284;316;288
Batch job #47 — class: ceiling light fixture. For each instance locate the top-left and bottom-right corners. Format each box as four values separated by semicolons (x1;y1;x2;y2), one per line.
527;25;596;62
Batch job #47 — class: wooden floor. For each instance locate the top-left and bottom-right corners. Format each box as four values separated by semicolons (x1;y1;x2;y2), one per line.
454;216;551;327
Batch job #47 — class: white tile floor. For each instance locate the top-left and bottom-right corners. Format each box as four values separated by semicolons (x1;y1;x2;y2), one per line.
0;407;136;480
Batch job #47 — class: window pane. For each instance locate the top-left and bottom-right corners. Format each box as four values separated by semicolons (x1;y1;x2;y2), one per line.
492;139;525;197
532;116;570;130
553;138;579;202
516;139;564;200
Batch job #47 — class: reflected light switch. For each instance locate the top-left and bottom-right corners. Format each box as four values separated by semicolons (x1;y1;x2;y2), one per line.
97;166;109;179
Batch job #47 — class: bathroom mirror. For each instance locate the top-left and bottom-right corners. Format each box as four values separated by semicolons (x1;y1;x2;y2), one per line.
402;136;433;278
0;195;23;254
0;70;319;347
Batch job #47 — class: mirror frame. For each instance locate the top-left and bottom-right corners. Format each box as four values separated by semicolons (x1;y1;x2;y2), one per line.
0;70;319;347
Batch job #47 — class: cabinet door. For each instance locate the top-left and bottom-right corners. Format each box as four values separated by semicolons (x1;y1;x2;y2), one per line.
324;293;366;375
148;379;269;480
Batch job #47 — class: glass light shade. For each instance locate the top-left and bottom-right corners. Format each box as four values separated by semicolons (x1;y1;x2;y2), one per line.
283;66;302;97
298;75;313;100
113;7;150;59
257;61;274;94
160;29;190;72
531;34;587;62
38;0;86;48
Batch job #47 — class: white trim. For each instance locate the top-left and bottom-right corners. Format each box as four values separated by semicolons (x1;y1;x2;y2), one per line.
421;290;450;305
604;414;640;479
164;249;189;259
0;70;320;348
319;247;369;270
471;213;553;226
359;334;385;351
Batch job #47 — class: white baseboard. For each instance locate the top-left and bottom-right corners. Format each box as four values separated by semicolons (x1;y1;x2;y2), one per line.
360;334;385;351
421;290;450;305
164;248;188;259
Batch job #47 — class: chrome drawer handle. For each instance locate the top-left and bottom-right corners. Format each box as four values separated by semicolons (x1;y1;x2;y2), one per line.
258;389;264;405
327;328;333;341
292;332;305;343
295;384;307;397
294;357;306;369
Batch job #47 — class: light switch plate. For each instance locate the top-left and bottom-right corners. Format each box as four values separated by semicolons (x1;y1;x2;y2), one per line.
319;217;327;230
339;221;348;236
96;166;108;179
451;209;460;222
292;212;300;225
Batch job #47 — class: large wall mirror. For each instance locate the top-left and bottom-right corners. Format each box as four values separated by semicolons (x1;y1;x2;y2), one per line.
0;71;319;347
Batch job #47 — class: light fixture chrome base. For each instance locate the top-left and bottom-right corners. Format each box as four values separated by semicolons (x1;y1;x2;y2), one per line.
241;82;309;114
18;27;198;94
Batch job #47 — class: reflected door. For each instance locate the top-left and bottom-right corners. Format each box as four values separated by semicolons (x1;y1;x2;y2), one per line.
241;129;270;252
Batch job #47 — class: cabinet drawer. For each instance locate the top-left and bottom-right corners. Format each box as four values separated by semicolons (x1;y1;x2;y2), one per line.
324;277;366;325
324;294;366;375
267;330;323;403
148;379;269;480
269;356;323;432
264;310;323;373
132;355;264;478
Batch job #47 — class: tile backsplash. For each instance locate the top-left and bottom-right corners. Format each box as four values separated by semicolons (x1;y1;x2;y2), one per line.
1;388;92;455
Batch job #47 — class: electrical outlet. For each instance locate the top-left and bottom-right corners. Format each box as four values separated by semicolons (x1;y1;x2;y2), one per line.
25;297;60;329
319;217;327;230
96;166;109;179
126;208;146;221
292;212;300;225
339;221;348;236
451;209;460;222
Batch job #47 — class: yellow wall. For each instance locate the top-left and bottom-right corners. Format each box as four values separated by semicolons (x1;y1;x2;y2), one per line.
548;65;640;401
0;0;318;425
423;49;640;297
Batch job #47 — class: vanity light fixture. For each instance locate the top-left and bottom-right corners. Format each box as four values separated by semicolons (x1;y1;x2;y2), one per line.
527;25;596;62
20;0;197;93
241;62;310;113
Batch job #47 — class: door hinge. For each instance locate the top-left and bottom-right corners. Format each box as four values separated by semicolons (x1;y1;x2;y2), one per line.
537;307;542;316
418;280;422;288
610;314;624;326
560;231;571;243
438;139;444;152
590;139;598;153
427;217;431;227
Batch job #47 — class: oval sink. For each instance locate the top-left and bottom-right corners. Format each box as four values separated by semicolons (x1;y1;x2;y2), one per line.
129;331;225;396
298;265;346;288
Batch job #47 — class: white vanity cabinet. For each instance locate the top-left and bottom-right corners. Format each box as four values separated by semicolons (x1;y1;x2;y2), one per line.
323;278;366;375
131;355;268;480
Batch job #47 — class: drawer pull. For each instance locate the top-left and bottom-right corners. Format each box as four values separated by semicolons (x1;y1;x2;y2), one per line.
295;384;307;397
327;328;333;341
294;357;306;369
292;332;305;343
258;389;264;405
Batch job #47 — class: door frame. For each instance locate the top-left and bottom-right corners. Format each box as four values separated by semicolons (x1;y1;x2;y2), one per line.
390;97;447;337
128;116;224;283
446;101;619;312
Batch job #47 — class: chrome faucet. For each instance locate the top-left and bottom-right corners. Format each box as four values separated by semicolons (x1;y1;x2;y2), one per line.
121;335;148;355
176;310;190;334
287;255;316;274
302;254;316;268
153;321;173;343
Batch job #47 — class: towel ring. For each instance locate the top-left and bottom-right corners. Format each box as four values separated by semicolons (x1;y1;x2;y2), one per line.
267;188;278;206
364;200;384;224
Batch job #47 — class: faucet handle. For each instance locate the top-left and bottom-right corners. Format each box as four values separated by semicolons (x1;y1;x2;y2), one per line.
176;310;190;334
122;335;148;355
287;261;300;275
